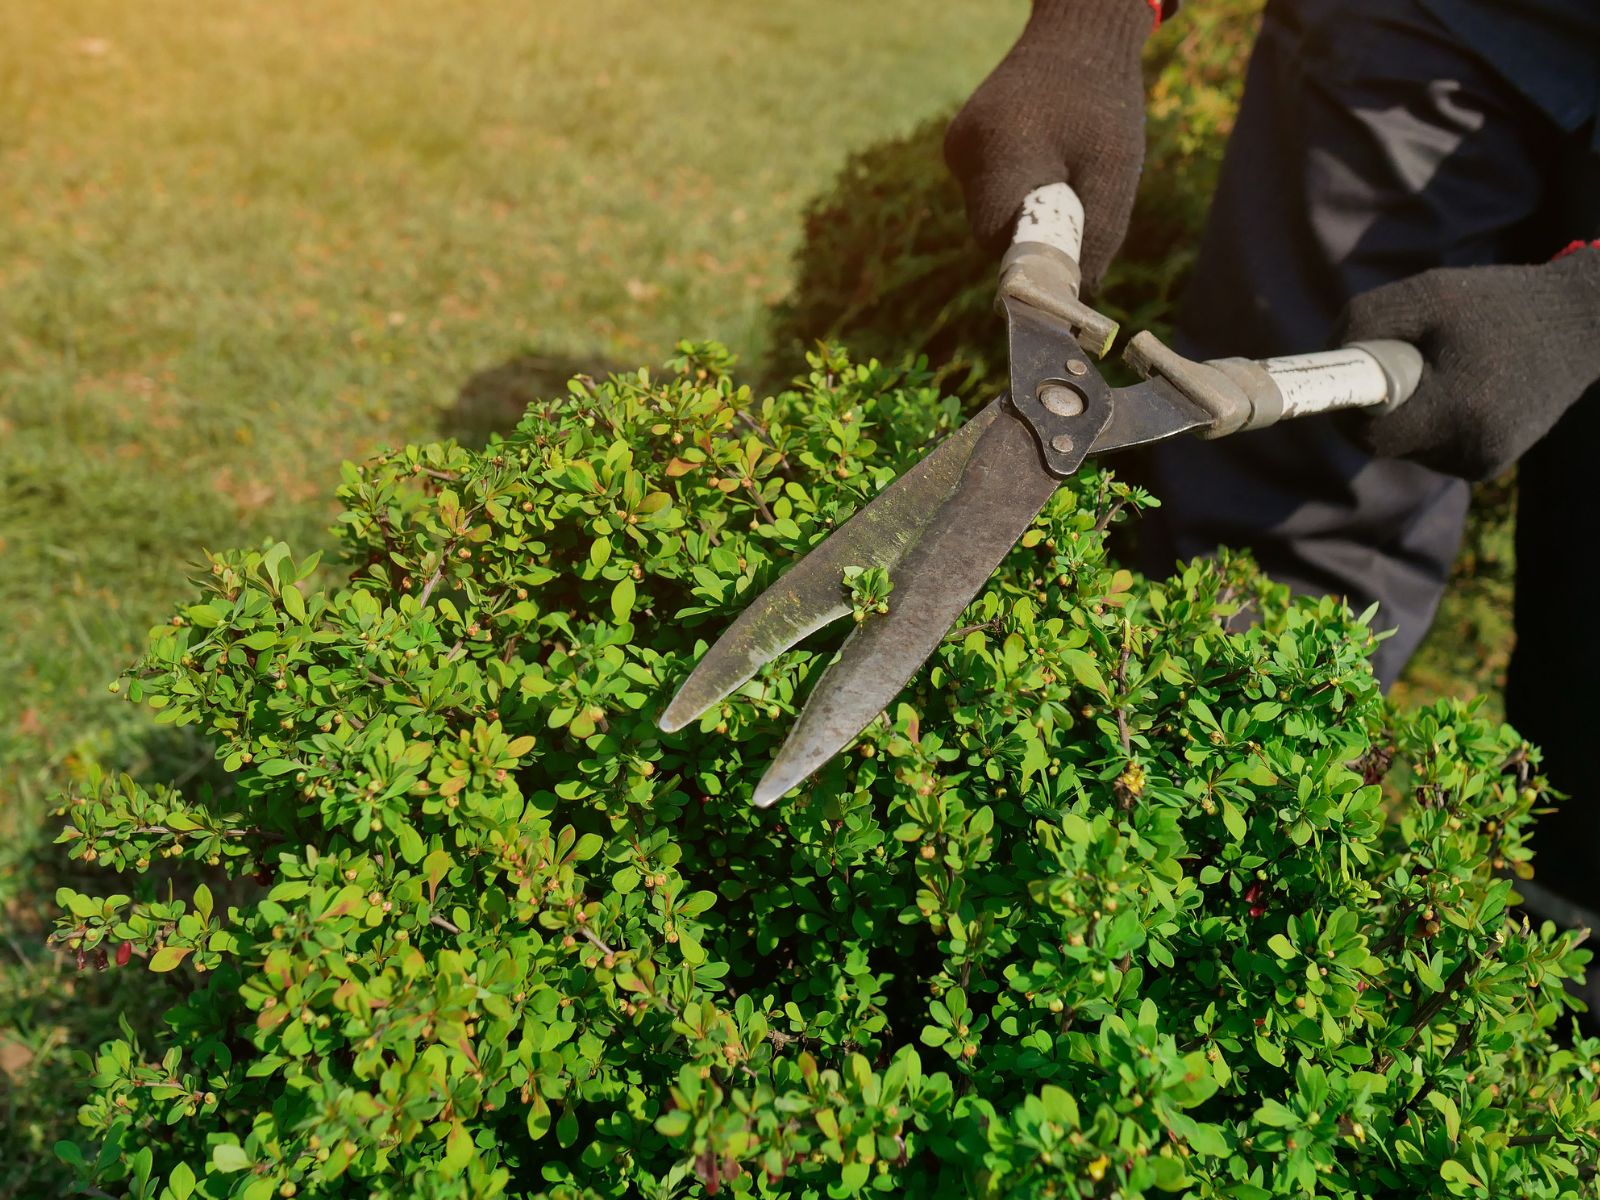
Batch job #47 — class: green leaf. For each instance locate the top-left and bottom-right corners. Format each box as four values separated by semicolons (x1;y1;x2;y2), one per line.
148;946;192;973
1150;1153;1190;1191
1425;1091;1461;1142
1254;1034;1285;1067
1416;957;1445;993
1267;934;1295;960
424;849;453;897
442;1120;471;1173
1185;1122;1230;1157
556;1106;580;1149
1254;1098;1297;1127
54;1142;86;1170
261;541;291;587
185;604;223;628
211;1143;252;1173
839;1161;870;1191
396;823;425;865
1061;649;1106;694
167;1162;196;1199
527;1094;552;1141
1440;1160;1482;1188
610;577;637;623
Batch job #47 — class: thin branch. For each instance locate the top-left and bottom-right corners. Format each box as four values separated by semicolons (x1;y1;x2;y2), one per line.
733;409;786;463
743;482;776;525
128;824;284;843
1093;499;1126;535
578;925;617;957
946;617;1003;642
1508;1133;1567;1147
416;544;458;609
1393;1019;1476;1127
1113;620;1132;755
1374;941;1499;1074
429;914;462;935
418;514;483;610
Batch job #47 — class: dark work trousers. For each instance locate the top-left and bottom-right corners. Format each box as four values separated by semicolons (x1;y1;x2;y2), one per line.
1135;0;1600;916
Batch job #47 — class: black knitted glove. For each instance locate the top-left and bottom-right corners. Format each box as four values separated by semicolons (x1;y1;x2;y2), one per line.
1339;251;1600;481
944;0;1152;292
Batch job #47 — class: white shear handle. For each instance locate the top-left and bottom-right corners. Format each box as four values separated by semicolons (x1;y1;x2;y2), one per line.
1014;183;1086;264
1254;341;1422;418
1002;183;1118;357
1123;334;1425;438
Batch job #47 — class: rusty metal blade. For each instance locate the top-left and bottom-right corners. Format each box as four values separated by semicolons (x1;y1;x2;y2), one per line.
751;410;1059;807
656;399;1008;734
1089;378;1213;456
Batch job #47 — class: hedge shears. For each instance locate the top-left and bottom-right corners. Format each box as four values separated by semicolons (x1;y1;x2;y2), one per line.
658;183;1421;807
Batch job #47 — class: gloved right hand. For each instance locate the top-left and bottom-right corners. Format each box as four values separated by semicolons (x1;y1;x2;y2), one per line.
1337;250;1600;481
944;0;1154;292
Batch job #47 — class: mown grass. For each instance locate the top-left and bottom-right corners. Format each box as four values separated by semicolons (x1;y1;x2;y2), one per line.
0;2;1024;1191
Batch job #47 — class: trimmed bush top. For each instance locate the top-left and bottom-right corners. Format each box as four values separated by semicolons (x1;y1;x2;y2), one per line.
56;345;1596;1199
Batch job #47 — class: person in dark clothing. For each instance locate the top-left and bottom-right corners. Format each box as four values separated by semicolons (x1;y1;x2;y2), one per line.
945;0;1600;935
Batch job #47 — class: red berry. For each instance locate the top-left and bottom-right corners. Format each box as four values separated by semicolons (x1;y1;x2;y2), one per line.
116;941;133;967
1243;882;1262;905
1248;904;1267;918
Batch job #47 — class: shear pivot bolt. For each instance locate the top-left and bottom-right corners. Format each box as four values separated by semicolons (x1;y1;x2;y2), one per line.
1038;383;1085;418
1050;434;1075;454
1066;359;1089;377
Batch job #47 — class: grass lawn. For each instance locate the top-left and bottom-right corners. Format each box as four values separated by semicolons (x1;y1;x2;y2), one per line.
0;1;1024;1189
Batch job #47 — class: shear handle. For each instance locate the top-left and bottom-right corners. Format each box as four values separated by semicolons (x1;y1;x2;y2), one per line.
1124;332;1422;437
999;183;1119;359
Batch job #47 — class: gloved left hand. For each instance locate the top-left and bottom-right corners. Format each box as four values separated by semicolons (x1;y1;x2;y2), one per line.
943;0;1153;293
1338;250;1600;481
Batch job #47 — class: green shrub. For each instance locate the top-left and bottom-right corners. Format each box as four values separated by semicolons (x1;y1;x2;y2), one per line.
52;344;1598;1198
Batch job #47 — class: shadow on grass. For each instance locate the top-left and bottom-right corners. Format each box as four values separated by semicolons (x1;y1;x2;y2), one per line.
443;350;626;447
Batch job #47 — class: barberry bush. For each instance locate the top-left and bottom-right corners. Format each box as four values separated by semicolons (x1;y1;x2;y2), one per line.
54;345;1597;1198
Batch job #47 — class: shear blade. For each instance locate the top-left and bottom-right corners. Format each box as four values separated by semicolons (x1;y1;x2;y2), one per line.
656;399;1007;734
751;408;1060;807
1090;377;1213;456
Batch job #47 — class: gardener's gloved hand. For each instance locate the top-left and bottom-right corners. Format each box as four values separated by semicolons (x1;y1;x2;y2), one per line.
1339;250;1600;481
944;0;1153;292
